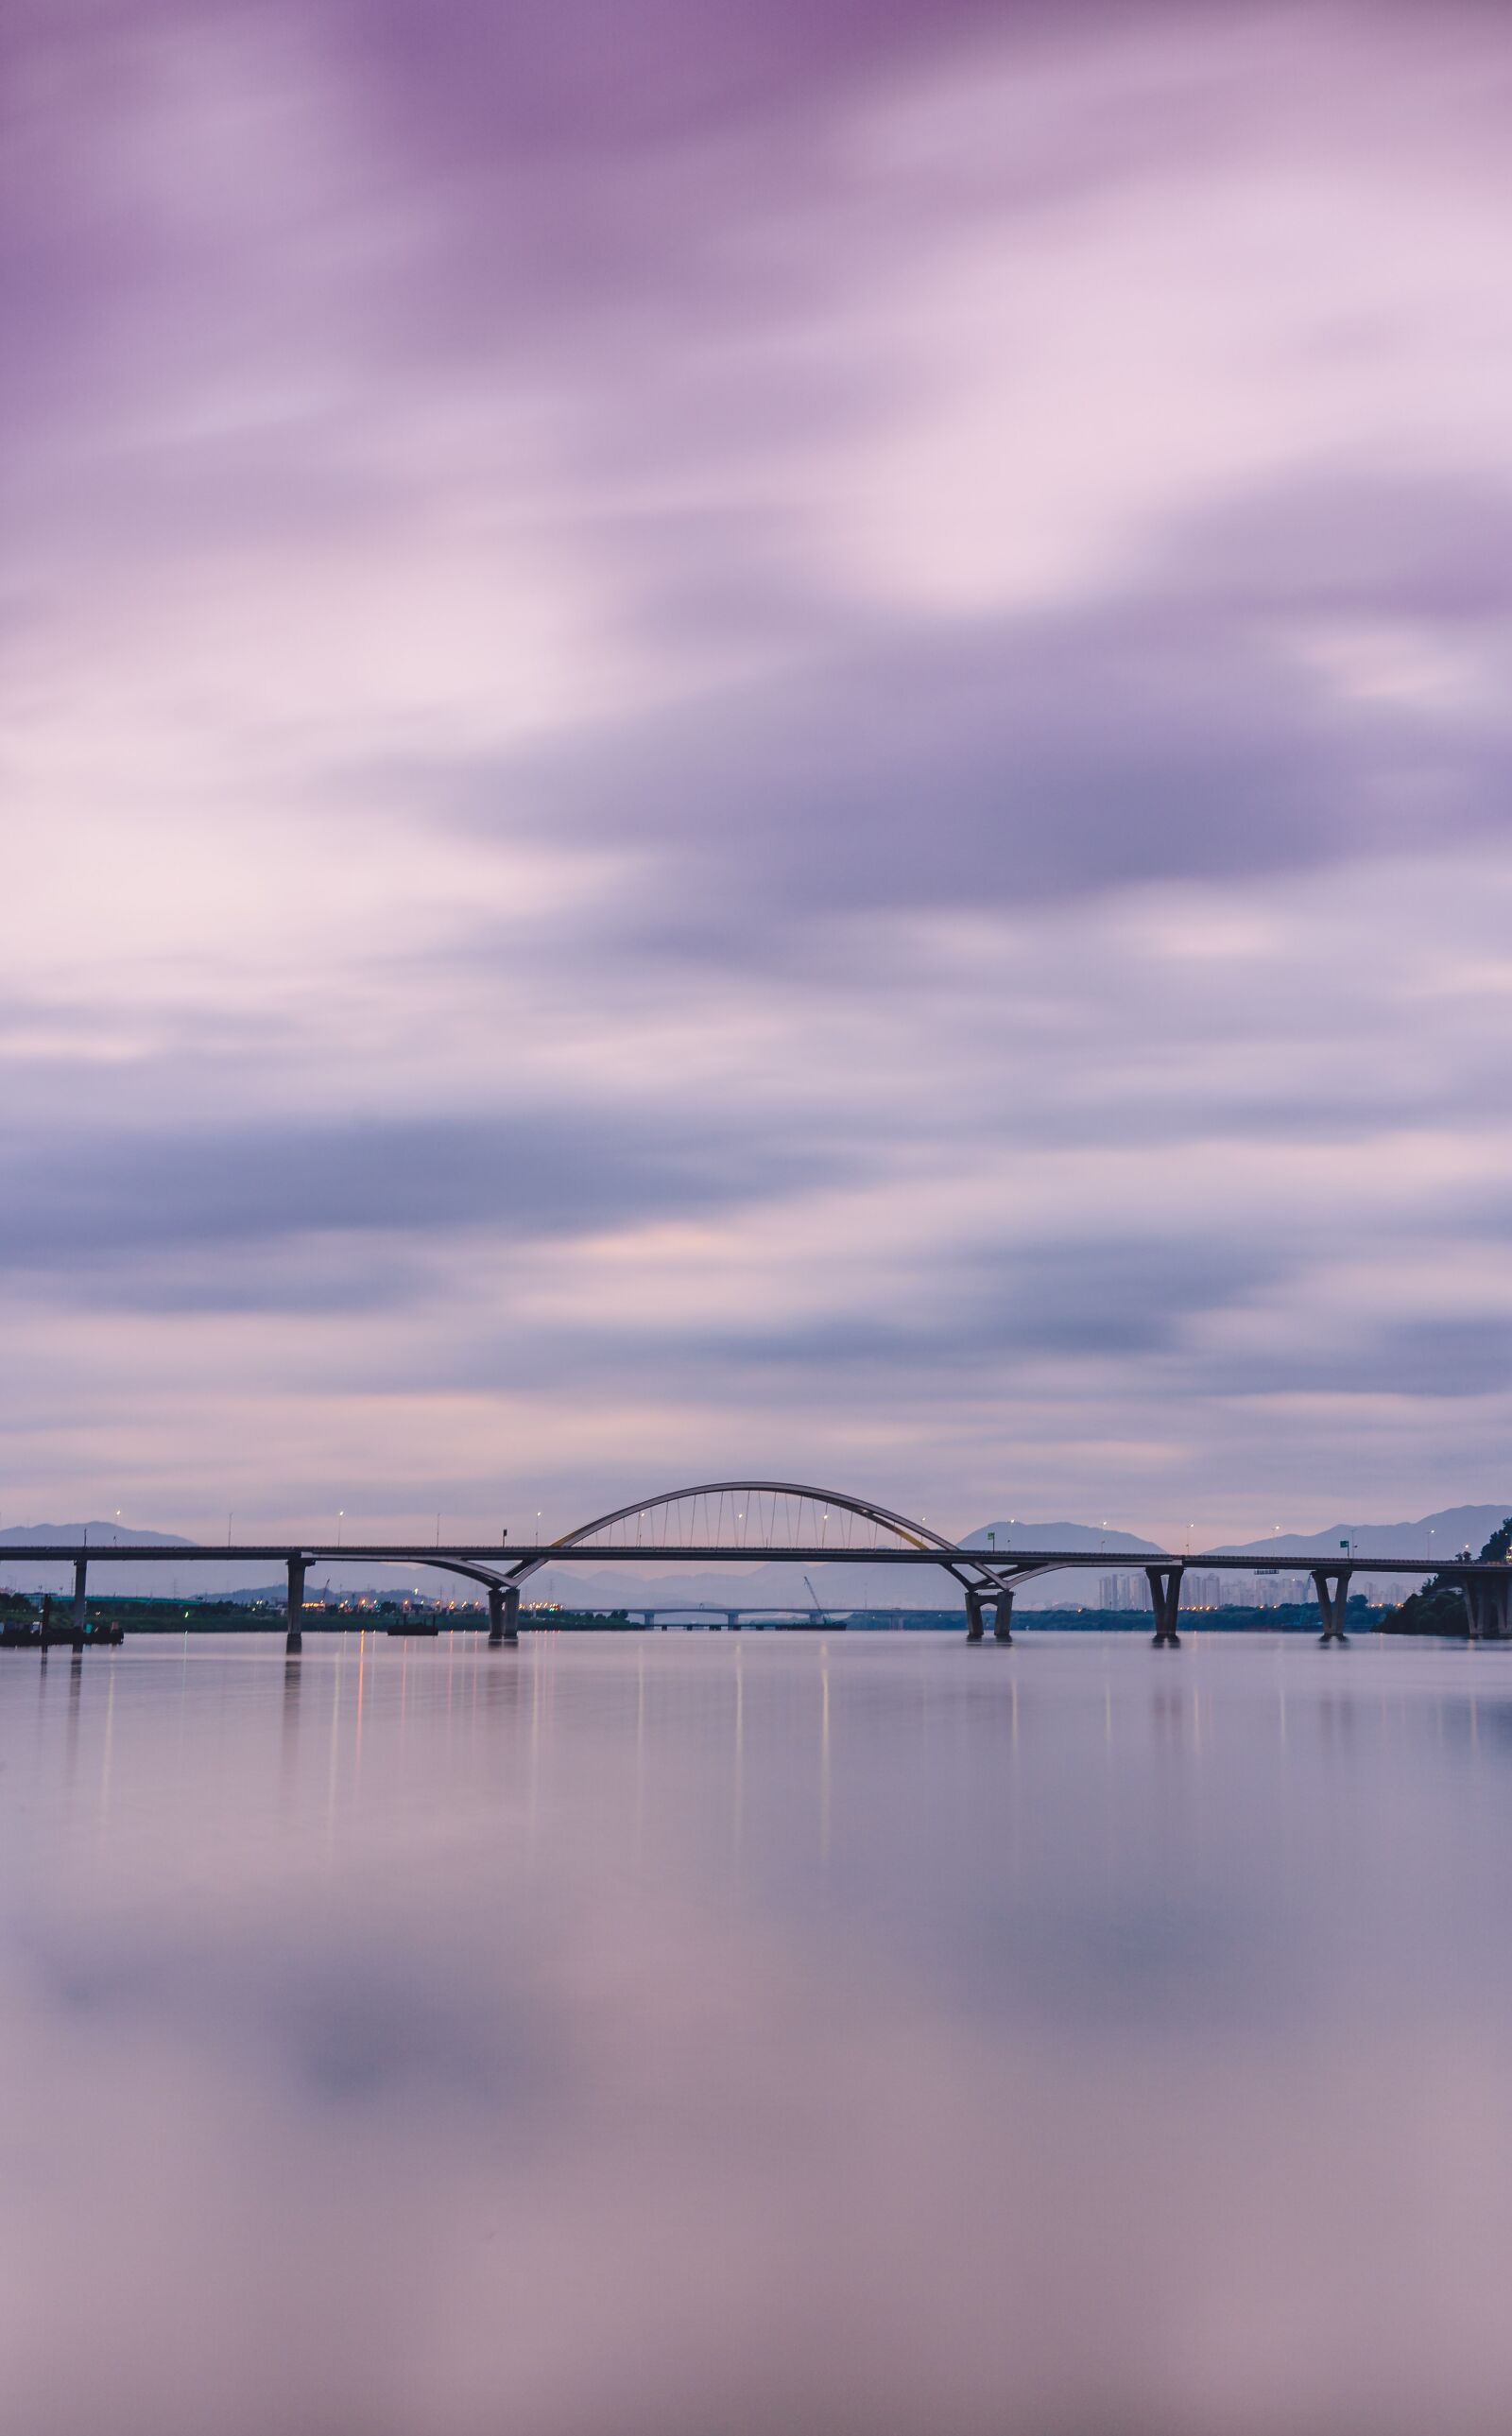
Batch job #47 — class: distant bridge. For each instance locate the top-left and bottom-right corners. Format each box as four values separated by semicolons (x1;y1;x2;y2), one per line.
578;1605;949;1629
9;1479;1508;1652
594;1605;842;1629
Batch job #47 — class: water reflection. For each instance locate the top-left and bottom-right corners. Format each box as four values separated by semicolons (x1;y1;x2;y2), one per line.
0;1633;1510;2433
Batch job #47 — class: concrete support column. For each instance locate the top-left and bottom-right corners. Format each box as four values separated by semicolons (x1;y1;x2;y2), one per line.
1462;1573;1509;1641
1147;1565;1184;1649
965;1589;985;1642
489;1584;520;1645
72;1557;88;1646
1313;1567;1350;1644
285;1555;307;1653
993;1589;1014;1644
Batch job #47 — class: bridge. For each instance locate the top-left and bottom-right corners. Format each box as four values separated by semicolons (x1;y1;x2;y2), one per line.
9;1479;1508;1653
604;1606;842;1629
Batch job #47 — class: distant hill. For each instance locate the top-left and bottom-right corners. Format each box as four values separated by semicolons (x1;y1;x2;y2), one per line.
0;1522;206;1597
1;1523;193;1547
1217;1506;1511;1568
0;1524;384;1601
962;1520;1164;1556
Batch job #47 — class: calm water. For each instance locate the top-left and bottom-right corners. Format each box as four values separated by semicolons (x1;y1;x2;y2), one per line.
2;1629;1510;2435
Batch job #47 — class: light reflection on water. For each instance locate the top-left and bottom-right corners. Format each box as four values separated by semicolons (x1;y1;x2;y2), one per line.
2;1630;1511;2434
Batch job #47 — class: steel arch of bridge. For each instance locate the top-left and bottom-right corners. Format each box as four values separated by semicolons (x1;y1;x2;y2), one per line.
501;1479;1027;1598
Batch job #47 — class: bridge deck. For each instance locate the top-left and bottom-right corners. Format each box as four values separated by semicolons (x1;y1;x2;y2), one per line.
6;1544;1472;1572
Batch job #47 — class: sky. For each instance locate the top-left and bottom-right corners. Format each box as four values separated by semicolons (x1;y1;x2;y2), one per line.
5;0;1512;1548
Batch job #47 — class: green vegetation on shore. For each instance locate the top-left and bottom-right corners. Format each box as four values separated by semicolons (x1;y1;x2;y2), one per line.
1379;1516;1512;1633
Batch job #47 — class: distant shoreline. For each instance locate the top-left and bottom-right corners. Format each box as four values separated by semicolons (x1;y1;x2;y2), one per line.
0;1599;1435;1637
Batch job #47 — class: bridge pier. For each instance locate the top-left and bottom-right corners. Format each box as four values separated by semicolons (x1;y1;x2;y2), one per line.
72;1557;88;1648
1147;1564;1183;1649
488;1585;520;1645
1312;1566;1350;1645
993;1589;1014;1644
285;1555;306;1653
965;1590;985;1642
1465;1571;1510;1641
